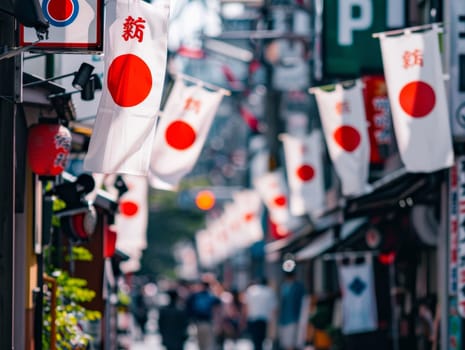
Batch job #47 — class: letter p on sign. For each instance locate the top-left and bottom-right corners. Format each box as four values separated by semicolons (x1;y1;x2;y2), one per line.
338;0;373;46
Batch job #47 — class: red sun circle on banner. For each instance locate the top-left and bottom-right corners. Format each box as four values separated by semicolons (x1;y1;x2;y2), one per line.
273;195;287;207
165;120;196;150
296;164;315;181
399;81;435;117
107;54;152;107
333;125;361;152
119;200;139;217
47;0;74;21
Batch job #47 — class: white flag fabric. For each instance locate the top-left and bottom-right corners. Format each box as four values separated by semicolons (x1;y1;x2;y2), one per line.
113;175;149;256
254;169;291;225
232;189;264;247
338;256;378;334
313;81;370;196
84;0;170;175
195;229;216;268
379;27;453;172
148;78;225;190
281;132;325;218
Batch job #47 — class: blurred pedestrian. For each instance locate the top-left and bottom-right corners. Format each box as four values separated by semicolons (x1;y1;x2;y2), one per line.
130;284;148;341
217;288;246;349
186;280;222;350
244;277;277;350
278;268;305;350
158;289;189;350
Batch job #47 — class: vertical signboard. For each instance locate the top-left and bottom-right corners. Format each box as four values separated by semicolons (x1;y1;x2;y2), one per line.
457;155;465;316
20;0;104;53
323;0;405;77
449;298;462;350
446;0;465;139
362;75;394;165
450;163;459;295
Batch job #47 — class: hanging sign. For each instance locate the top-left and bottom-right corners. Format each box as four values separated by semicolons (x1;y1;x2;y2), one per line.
322;0;405;77
456;155;465;317
19;0;104;53
446;0;465;139
450;162;459;295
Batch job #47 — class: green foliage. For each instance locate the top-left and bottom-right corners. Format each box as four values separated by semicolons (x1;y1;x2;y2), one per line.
139;187;205;279
43;246;101;349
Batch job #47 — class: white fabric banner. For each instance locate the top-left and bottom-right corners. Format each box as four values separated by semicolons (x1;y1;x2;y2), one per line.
313;81;370;196
148;78;224;190
232;189;264;247
195;228;217;268
253;169;291;225
338;256;378;335
281;132;325;218
84;0;170;175
379;27;453;172
113;175;149;257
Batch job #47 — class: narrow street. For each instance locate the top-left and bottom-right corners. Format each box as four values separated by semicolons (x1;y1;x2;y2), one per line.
120;308;254;350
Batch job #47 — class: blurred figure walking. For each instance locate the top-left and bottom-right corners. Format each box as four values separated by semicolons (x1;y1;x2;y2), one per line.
217;288;247;349
130;284;149;341
277;268;305;350
186;280;222;350
158;289;189;350
244;277;277;350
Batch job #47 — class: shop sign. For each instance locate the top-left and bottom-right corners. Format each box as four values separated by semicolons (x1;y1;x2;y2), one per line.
323;0;405;77
456;155;465;316
446;0;465;139
450;163;459;295
449;297;462;349
362;75;393;164
19;0;104;53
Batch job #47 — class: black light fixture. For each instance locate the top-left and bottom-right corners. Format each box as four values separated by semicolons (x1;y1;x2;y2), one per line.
80;74;103;101
23;62;95;90
48;73;102;101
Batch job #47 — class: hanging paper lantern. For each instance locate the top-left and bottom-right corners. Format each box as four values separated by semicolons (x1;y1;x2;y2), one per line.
27;121;71;176
104;226;117;258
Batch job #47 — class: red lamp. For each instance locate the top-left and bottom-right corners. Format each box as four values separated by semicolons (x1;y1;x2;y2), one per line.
104;226;117;258
27;120;71;177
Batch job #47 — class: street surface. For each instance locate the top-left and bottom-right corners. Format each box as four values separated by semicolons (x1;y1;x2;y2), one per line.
119;308;254;350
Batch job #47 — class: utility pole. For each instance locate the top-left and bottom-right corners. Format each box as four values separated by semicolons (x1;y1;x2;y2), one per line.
0;7;18;350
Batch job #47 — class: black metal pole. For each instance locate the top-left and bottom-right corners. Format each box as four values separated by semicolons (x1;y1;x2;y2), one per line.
0;8;17;350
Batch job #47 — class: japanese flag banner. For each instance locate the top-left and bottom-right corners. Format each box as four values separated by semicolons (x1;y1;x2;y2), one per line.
113;175;149;256
221;202;243;253
281;131;325;218
312;80;370;196
378;27;454;172
232;189;264;247
84;0;170;175
148;77;225;190
254;169;291;225
195;229;216;268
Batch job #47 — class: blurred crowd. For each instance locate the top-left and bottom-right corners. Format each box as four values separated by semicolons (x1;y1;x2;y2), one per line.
124;269;308;350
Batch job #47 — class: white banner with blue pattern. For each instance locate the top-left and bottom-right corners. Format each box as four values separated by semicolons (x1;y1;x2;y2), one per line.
338;255;378;334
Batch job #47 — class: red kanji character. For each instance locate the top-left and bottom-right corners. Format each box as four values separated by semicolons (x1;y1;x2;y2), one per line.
183;97;201;114
122;16;146;42
402;49;423;69
335;101;350;115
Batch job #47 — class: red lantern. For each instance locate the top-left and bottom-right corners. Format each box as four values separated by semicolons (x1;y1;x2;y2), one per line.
27;121;72;176
104;226;117;258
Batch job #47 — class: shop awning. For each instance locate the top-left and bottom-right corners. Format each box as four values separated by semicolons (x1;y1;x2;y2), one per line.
293;216;369;261
344;167;441;218
264;207;342;261
339;217;369;240
295;229;335;261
